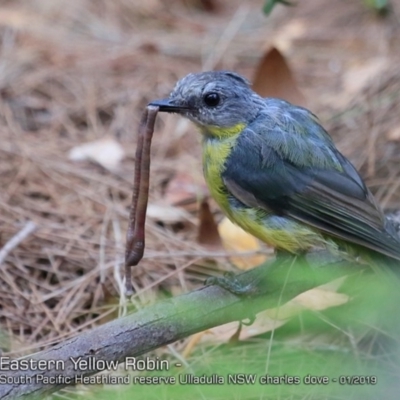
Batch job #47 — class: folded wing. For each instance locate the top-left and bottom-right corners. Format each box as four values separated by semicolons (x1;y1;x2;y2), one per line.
223;127;400;260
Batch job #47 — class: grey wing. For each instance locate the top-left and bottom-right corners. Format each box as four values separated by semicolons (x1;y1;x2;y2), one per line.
222;128;400;260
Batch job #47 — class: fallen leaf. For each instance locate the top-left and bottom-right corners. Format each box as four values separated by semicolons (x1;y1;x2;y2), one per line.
182;332;208;358
317;276;347;292
197;198;223;250
181;0;219;12
197;314;287;344
0;8;32;29
386;126;400;142
199;279;349;343
163;171;208;208
139;42;159;54
218;217;269;270
265;282;349;320
252;47;307;107
343;58;388;98
68;137;125;171
273;19;306;52
147;203;191;224
293;287;349;311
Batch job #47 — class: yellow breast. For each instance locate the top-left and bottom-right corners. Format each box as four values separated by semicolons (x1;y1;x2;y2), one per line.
201;133;240;217
200;125;327;254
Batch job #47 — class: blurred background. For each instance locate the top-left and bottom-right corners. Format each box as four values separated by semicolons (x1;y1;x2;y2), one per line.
0;0;400;398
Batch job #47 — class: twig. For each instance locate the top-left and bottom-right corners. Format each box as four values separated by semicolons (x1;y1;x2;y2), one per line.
202;4;249;71
0;221;37;266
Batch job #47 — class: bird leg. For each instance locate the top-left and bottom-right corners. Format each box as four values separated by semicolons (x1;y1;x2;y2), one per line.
205;251;297;297
205;249;348;297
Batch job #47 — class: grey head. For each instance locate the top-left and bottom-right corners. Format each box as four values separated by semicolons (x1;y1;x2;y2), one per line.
149;71;263;128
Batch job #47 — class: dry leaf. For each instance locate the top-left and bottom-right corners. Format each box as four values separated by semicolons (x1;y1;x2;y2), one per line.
387;126;400;142
273;19;306;52
317;276;348;292
197;313;287;344
252;47;307;107
147;203;191;224
181;0;219;12
265;282;349;320
218;217;268;270
239;284;349;337
68;137;125;171
199;279;349;343
293;288;349;311
163;171;208;208
197;199;223;249
182;332;208;358
0;8;32;29
343;58;388;98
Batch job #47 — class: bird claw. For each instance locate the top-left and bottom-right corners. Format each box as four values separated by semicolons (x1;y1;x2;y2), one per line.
205;272;262;296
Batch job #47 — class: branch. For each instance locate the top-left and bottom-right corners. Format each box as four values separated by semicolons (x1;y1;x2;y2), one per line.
0;255;355;399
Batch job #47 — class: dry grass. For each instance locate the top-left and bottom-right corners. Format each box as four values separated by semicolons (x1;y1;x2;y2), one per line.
0;0;400;357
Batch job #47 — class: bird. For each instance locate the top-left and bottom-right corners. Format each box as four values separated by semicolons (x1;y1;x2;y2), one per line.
149;70;400;278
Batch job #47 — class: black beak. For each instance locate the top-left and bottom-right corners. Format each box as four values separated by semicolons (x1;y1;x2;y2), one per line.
148;98;189;113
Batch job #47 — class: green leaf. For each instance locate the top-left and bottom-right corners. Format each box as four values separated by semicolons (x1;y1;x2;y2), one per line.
363;0;389;13
263;0;296;16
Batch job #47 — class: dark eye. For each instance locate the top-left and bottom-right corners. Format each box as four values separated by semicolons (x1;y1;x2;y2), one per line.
203;92;220;107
